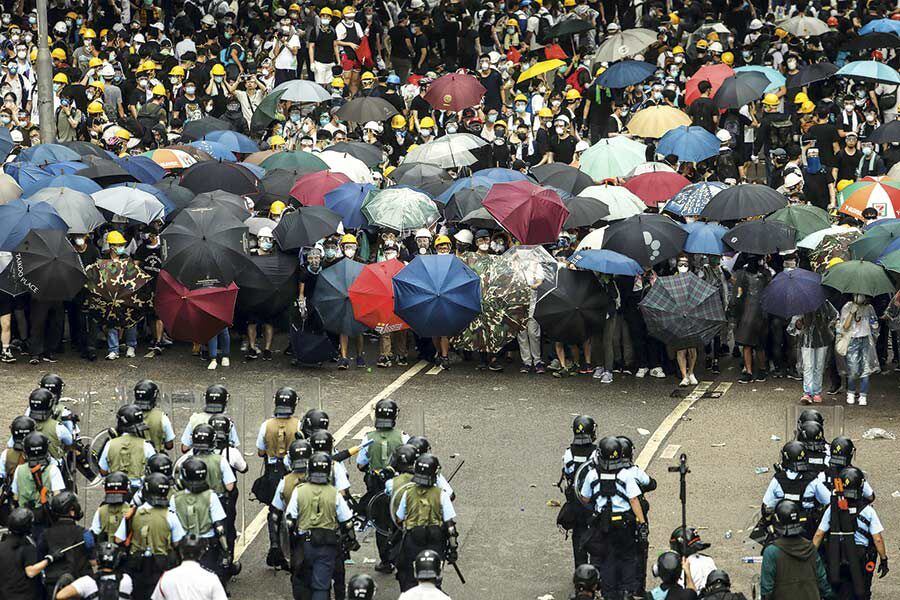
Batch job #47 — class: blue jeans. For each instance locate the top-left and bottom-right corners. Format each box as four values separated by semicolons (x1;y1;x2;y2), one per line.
801;346;828;396
290;542;337;600
848;375;870;395
107;326;137;353
208;328;230;358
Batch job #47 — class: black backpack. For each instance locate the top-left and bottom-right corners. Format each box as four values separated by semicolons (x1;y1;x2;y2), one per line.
768;115;794;150
537;15;552;42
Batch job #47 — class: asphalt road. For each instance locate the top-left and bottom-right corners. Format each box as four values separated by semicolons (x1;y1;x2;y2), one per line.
2;340;899;600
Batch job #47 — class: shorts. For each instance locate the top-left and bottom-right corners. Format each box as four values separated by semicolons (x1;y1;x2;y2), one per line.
340;55;361;72
0;293;12;316
312;61;336;84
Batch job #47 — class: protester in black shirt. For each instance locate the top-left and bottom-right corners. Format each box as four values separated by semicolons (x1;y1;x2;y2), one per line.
388;13;414;80
688;80;718;133
546;115;578;165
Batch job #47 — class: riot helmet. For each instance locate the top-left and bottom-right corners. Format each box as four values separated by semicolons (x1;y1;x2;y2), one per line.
655;551;682;585
669;526;711;556
50;490;83;520
10;415;36;450
780;440;808;472
347;573;376;599
288;439;312;472
103;471;131;504
133;379;160;410
374;399;398;429
407;435;430;455
309;429;334;454
143;472;172;507
308;451;332;484
191;423;215;452
274;386;298;417
390;444;418;473
572;415;597;445
204;384;228;414
413;549;442;581
180;457;210;493
146;452;174;479
28;388;55;421
116;404;149;436
412;453;440;486
23;431;50;466
773;499;806;536
838;466;865;500
39;373;65;399
301;409;330;437
829;436;855;468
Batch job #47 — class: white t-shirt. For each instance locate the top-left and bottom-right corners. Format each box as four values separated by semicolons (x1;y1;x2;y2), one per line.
274;35;302;70
71;572;133;599
398;581;452;599
151;561;227;600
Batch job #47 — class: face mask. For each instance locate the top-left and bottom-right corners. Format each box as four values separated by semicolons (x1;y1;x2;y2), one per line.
674;55;684;64
307;256;322;271
418;246;428;254
783;260;796;270
786;59;797;69
446;124;458;134
345;17;355;25
480;61;490;70
517;129;527;137
669;66;679;76
185;85;195;95
301;123;311;133
53;83;61;93
259;239;274;251
343;247;357;258
866;114;875;123
742;51;752;60
420;128;431;137
28;16;36;25
114;246;126;256
291;113;302;123
138;79;148;88
653;92;663;100
806;155;821;173
321;17;331;25
324;248;337;259
73;237;85;246
224;32;232;40
677;265;689;274
17;50;26;59
555;126;565;134
515;103;526;112
24;34;32;43
214;76;224;84
487;113;497;122
863;146;873;156
478;242;490;251
507;27;515;34
384;249;398;260
845;104;854;112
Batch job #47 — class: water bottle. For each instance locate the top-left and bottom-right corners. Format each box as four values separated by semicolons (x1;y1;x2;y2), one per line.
742;556;763;564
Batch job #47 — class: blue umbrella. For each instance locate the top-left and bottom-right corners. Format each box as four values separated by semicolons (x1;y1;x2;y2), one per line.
865;217;900;231
42;160;87;175
859;18;900;35
761;268;826;318
238;161;267;179
836;60;900;84
0;127;14;162
596;60;658;89
734;66;786;93
681;221;728;255
324;182;374;230
188;140;237;162
392;254;482;337
657;126;720;162
112;182;177;216
115;156;167;184
0;198;68;251
664;181;728;217
23;174;101;196
568;249;642;275
17;143;80;165
203;130;260;154
5;163;50;188
312;259;368;336
437;168;530;203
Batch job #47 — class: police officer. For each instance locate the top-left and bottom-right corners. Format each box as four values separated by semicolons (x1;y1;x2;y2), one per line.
115;473;186;600
90;471;131;543
571;564;601;599
186;424;237;498
285;452;359;600
646;551;698;599
0;508;43;600
208;412;245;568
347;573;376;599
301;409;330;438
25;388;74;464
406;435;454;498
670;526;717;591
762;441;831;539
618;434;656;596
55;541;133;600
99;405;156;489
38;374;79;434
394;453;459;592
578;436;648;600
133;379;175;452
701;570;748;600
268;439;312;570
398;549;451;599
182;385;240;452
760;499;832;599
1;416;35;511
40;491;93;596
12;432;66;539
822;436;875;501
130;453;175;507
796;420;828;475
560;415;597;567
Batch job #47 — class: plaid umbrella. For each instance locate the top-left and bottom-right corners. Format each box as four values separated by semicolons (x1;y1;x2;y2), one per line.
85;259;154;328
639;272;726;349
809;231;863;274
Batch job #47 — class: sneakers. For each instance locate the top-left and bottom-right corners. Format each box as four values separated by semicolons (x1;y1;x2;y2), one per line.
394;355;408;367
356;356;366;368
376;355;392;368
374;561;393;574
738;372;753;384
812;394;823;403
755;370;768;382
688;373;698;385
800;394;813;405
207;359;218;370
438;356;450;370
635;367;649;378
262;349;273;361
858;395;868;406
710;360;720;375
846;392;856;405
534;361;546;374
649;367;665;378
29;355;39;365
1;348;15;363
41;354;57;363
106;351;119;361
578;363;593;375
785;368;801;381
552;366;569;378
826;382;842;395
125;346;136;358
621;367;633;376
679;377;690;387
592;367;605;379
221;357;230;367
600;371;613;384
337;357;350;370
520;364;532;374
488;359;504;372
246;347;259;360
548;358;561;371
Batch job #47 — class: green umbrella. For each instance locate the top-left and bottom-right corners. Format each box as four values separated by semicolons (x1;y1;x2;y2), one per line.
579;136;647;181
250;89;287;133
877;250;900;276
260;151;329;172
767;204;831;241
361;187;440;235
849;221;900;261
822;259;894;296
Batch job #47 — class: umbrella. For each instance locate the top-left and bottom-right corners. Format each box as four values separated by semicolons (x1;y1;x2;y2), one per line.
809;231;862;273
767;204;831;240
517;59;567;83
563;195;610;228
685;63;735;106
234;252;299;318
713;71;771;109
260;151;329;173
143;148;198;170
188;140;236;162
798;225;859;250
623;171;691;207
313;259;367;335
27;187;105;234
165;144;213;161
317;150;375;184
153;179;195;211
327;142;383;169
700;184;787;220
501;245;559;303
532;163;594;195
842;32;900;52
244;217;278;236
0;173;22;204
250;90;288;133
75;159;137;186
348;259;408;333
42;160;86;176
291;171;352;206
483;181;569;244
7;163;51;189
443;186;488;222
181;116;234;141
761;268;826;318
578;185;645;221
596;60;657;89
189;190;251;221
580;136;648;180
867;120;900;144
17;144;80;166
836;60;900;85
424;73;486;112
392;163;453;197
569;249;642;275
626;106;693;139
324;183;375;229
602;213;687;267
849;221;900;261
93;187;166;224
575;227;605;251
160;207;249;289
0;251;25;297
336;96;398;122
534;268;607;344
273;206;342;250
85;259;153;327
436;168;531;204
461;206;499;229
837;177;900;220
785;62;838;88
10;229;86;301
258;168;305;205
155;270;239;343
859;18;900;35
61;141;113;161
723;220;797;255
592;28;657;64
780;15;829;37
682;222;728;255
271;79;331;103
639;272;726;348
180;161;260;196
362;187;439;234
289;327;337;365
627;162;677;177
392;254;481;337
664;181;727;217
542;17;593;40
404;133;487;169
877;248;900;273
23;173;100;196
656;126;721;163
735;65;788;92
822;259;894;295
0;198;68;251
114;156;166;184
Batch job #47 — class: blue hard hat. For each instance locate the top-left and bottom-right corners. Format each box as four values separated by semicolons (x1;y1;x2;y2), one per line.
387;74;401;85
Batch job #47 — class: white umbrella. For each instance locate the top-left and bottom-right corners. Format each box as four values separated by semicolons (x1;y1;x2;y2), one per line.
271;79;331;103
244;216;278;236
575;227;605;251
579;185;646;221
592;28;657;65
780;15;829;37
404;133;487;169
316;150;375;184
92;187;166;224
797;225;860;249
0;172;22;205
626;162;676;177
29;187;105;234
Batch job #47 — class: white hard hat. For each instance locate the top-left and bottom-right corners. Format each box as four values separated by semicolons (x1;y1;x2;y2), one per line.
453;229;474;245
100;64;115;77
363;121;382;132
257;226;274;239
415;228;432;238
715;129;732;143
53;21;67;33
607;22;620;33
749;19;763;31
575;140;590;153
784;172;804;188
201;14;216;26
10;129;23;143
708;41;723;53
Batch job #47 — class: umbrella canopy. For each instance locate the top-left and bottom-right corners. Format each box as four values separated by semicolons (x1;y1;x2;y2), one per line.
85;259;153;328
761;268;826;318
602;213;687;267
93;187;166;224
436;168;531;203
244;217;278;236
28;187;105;234
234;251;299;318
144;148;198;170
393;255;481;337
271;79;331;103
569;248;642;275
313;259;368;335
18;143;80;166
664;181;727;217
0;198;68;251
685;63;735;106
23;173;100;196
626;106;692;139
867;120;900;145
842;32;900;52
10;229;86;301
188;140;236;162
160;207;249;289
822;259;894;295
534;268;607;344
153;179;195;211
348;259;408;333
392;163;453;197
362;187;439;234
326;142;383;169
849;221;900;261
838;177;900;220
517;59;567;83
61;141;113;160
317;150;374;184
798;225;859;250
563;195;610;228
260;150;329;173
877;248;900;273
578;185;645;221
836;60;900;85
289;328;336;365
596;60;657;89
165;144;213;161
724;220;797;254
580;136;648;180
42;160;86;176
180;161;260;196
780;15;829;37
700;184;788;220
542;17;593;40
189;190;251;221
273;206;343;250
258;168;305;206
785;62;837;88
75;159;137;186
713;71;770;109
623;171;691;207
290;171;352;207
404;133;486;169
483;181;569;244
592;28;657;64
768;204;831;240
734;66;787;92
461;206;499;229
860;18;900;35
532;163;594;195
682;221;728;255
155;270;238;343
336;96;398;122
810;232;863;273
656;126;721;163
443;186;489;222
424;73;486;112
115;156;166;184
0;173;22;204
324;182;375;229
181;116;234;141
7;163;51;189
639;272;726;348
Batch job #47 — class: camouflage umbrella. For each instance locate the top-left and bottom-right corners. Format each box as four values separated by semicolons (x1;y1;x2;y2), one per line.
809;230;863;274
85;259;154;328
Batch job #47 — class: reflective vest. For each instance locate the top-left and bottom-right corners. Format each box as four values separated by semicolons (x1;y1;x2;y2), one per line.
13;462;58;509
36;419;63;459
196;452;225;496
106;435;147;480
97;503;128;540
264;417;299;458
130;505;172;556
403;485;442;529
366;429;403;471
144;408;166;452
173;489;214;536
281;471;306;508
295;483;338;531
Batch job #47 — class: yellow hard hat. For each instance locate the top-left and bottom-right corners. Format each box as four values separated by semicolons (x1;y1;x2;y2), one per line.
762;93;779;107
668;12;681;25
721;51;734;66
269;134;285;147
106;231;126;245
564;0;575;6
361;71;375;81
565;88;581;100
774;27;788;39
383;165;396;178
115;128;131;141
495;120;508;129
595;66;607;76
52;72;68;84
82;28;97;39
89;80;105;91
87;101;105;114
507;18;518;26
340;233;358;245
51;48;66;61
391;114;407;129
407;143;419;152
100;29;108;38
320;7;333;16
707;32;719;42
151;84;167;97
514;93;527;102
672;45;685;55
269;200;287;215
330;77;345;88
289;3;302;10
837;179;854;192
136;60;158;73
434;235;452;247
794;91;809;104
696;39;708;50
419;116;435;129
798;100;815;114
169;65;185;77
342;6;356;16
29;48;37;62
826;257;844;269
211;64;226;76
538;107;553;118
88;57;102;68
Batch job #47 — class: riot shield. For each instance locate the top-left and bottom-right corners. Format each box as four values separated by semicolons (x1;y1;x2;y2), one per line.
785;404;844;442
366;490;395;537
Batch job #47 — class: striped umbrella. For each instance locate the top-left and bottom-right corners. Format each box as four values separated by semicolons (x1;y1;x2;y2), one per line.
837;177;900;220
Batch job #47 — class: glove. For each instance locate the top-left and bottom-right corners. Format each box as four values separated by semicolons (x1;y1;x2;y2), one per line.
636;522;649;545
445;546;459;562
45;550;64;564
878;557;889;578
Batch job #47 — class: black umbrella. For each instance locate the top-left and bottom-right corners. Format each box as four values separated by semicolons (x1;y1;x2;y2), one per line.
601;213;687;267
61;141;112;160
273;206;342;251
289;327;336;365
842;32;900;52
866;120;900;144
393;163;454;197
639;272;726;349
153;178;195;212
541;18;593;41
336;97;398;123
723;220;797;255
461;206;499;229
235;251;299;318
327;141;384;168
700;184;787;221
713;72;770;109
786;62;838;88
189;190;251;221
563;196;610;229
75;159;137;186
180;161;259;196
532;163;595;195
312;259;367;335
11;229;86;301
444;186;489;222
258;168;307;209
534;268;608;344
160;206;249;289
181;116;234;141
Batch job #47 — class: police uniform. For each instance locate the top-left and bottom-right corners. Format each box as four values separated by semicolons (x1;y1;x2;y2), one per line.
817;503;884;598
820;459;875;500
394;483;457;592
183;412;240;449
0;528;41;600
143;406;176;452
115;502;186;600
169;488;228;578
11;460;65;529
9;418;73;465
91;501;130;543
561;443;596;567
0;445;24;480
397;581;452;599
763;469;831;538
99;433;156;488
68;571;134;599
357;427;409;565
271;469;308;512
255;415;303;501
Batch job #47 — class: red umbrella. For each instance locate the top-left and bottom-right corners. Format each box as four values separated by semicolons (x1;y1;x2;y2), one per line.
482;180;569;244
423;73;487;112
624;172;691;207
155;270;238;343
685;63;735;106
348;259;408;333
290;170;351;206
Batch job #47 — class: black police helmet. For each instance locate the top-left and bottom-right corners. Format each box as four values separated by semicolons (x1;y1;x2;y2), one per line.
191;423;215;452
412;453;440;486
773;499;806;537
180;457;210;493
308;451;332;484
289;439;313;472
23;431;50;465
273;386;298;417
780;440;808;472
655;551;682;585
391;444;418;473
133;379;160;410
208;414;232;449
572;415;596;445
6;507;34;535
413;549;442;581
178;533;205;561
838;466;865;500
797;407;824;428
50;490;83;519
669;526;711;556
347;573;376;599
116;404;149;436
146;452;174;478
374;398;398;429
309;429;334;454
104;471;131;503
407;435;430;455
95;541;124;571
829;436;855;468
204;384;228;414
144;472;173;507
301;409;330;437
10;415;36;450
39;373;64;398
28;388;55;421
617;435;635;462
595;436;623;470
796;420;826;453
705;569;731;592
573;564;600;591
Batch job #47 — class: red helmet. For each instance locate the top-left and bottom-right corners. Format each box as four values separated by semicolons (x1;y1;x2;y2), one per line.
872;50;885;61
826;16;838;26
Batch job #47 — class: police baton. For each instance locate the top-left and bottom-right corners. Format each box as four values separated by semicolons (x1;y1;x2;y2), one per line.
667;453;690;557
449;558;466;584
445;459;465;484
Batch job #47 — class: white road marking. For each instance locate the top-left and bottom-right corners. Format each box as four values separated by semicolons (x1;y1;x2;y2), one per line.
233;360;430;561
426;364;444;375
660;444;681;460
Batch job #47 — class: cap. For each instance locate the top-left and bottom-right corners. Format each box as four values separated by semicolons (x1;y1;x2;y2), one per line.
715;129;732;142
784;172;803;188
201;14;216;25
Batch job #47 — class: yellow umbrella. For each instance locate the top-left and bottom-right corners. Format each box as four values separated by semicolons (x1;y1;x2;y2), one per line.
626;106;692;139
517;59;567;84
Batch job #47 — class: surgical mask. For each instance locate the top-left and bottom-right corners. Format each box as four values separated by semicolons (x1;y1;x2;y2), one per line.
185;85;195;95
170;76;180;85
138;79;148;88
653;92;663;100
343;246;357;258
321;17;331;25
396;131;406;141
84;39;92;48
555;126;565;134
866;114;875;123
495;128;506;137
677;265;689;274
291;113;302;123
674;55;684;64
488;113;497;122
446;123;458;134
420;128;431;137
301;122;311;132
478;242;489;251
28;16;36;25
786;59;797;69
324;247;337;259
668;66;679;76
53;83;62;93
515;103;526;112
24;34;32;43
17;50;26;59
114;246;126;256
227;103;239;112
214;76;224;84
345;17;355;25
551;99;562;108
507;27;515;34
863;146;873;156
319;115;330;126
73;237;85;246
742;51;752;60
282;26;292;34
224;32;232;40
384;249;398;260
259;239;274;251
0;116;9;125
844;104;854;112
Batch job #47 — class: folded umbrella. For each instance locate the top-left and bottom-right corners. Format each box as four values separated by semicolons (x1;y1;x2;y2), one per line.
656;126;721;163
0;198;68;251
534;268;607;344
93;187;166;224
836;60;900;85
326;142;384;169
685;63;734;105
532;163;594;195
713;71;770;109
181;116;234;141
483;181;569;244
392;163;453;198
17;143;81;166
682;221;728;255
291;171;352;206
724;220;797;255
114;156;166;184
767;204;831;241
160;207;249;289
761;268;826;318
180;161;260;196
155;270;238;343
85;259;153;328
623;171;691;207
317;150;375;184
785;62;838;88
260;150;329;173
639;272;726;349
578;185;645;221
336;96;398;123
202;130;260;154
424;73;486;112
348;259;408;333
27;187;105;234
234;252;299;318
602;213;687;267
11;229;86;301
822;259;894;295
626;106;693;139
700;184;788;220
580;136;648;180
362;187;439;234
312;259;368;335
664;181;727;217
563;195;610;229
596;60;657;89
392;254;481;337
324;183;375;230
273;205;342;250
568;249;642;275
